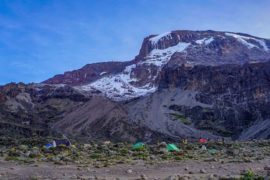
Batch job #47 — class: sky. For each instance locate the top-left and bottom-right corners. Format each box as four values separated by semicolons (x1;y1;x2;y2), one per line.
0;0;270;85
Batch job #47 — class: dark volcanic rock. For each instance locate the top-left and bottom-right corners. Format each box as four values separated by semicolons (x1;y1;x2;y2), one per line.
0;83;91;138
157;61;270;138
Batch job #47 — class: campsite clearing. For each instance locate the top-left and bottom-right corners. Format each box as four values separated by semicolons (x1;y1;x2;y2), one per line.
0;138;270;179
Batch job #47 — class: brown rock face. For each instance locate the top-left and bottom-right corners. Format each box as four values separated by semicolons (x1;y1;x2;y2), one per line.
0;82;26;98
43;61;132;86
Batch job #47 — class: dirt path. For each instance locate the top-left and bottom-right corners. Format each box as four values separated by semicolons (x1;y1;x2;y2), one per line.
0;158;269;179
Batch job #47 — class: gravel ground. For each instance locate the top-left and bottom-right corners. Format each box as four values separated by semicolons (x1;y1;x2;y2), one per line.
0;157;269;179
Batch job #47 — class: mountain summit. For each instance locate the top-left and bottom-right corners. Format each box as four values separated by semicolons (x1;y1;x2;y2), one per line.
44;30;270;101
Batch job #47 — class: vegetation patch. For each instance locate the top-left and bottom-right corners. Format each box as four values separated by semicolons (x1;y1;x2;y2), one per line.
241;169;264;180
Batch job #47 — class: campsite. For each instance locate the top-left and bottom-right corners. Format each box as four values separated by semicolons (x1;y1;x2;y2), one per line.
0;137;270;179
1;0;270;179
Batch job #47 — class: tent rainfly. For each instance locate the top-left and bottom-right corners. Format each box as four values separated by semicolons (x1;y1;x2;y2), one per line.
199;138;208;144
166;144;180;152
132;142;145;150
45;139;71;149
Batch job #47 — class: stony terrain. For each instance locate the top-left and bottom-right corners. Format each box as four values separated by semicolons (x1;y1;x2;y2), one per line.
1;158;269;179
0;138;270;179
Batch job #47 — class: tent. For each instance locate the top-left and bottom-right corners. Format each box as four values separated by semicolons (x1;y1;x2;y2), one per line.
54;139;71;147
45;143;54;149
208;149;218;155
44;139;71;149
199;138;208;144
132;142;145;150
166;144;180;152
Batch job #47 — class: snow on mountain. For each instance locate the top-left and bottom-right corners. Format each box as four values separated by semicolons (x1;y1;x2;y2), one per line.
140;42;190;66
46;30;270;101
195;37;214;45
79;64;156;101
99;72;107;75
78;33;193;101
79;34;193;101
204;37;214;45
195;38;207;45
225;33;269;51
149;32;172;47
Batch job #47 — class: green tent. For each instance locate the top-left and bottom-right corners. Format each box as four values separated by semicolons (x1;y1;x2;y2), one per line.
132;142;145;150
166;144;180;152
208;149;218;155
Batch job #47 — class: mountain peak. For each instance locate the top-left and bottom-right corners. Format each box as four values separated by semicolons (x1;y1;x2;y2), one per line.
136;30;270;63
44;30;270;101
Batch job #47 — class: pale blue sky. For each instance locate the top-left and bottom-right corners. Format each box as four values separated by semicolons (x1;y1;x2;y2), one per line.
0;0;270;84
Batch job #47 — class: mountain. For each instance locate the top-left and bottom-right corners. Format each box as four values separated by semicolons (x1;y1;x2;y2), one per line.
43;30;270;101
1;30;270;141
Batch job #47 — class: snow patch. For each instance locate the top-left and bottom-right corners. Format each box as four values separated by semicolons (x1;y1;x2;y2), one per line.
100;72;107;76
205;37;214;45
149;32;172;46
196;37;214;45
195;38;207;44
78;64;156;101
141;42;190;67
255;39;269;51
225;33;269;51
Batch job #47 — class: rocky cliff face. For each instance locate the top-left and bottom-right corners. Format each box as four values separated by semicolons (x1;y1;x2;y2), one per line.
1;30;270;141
156;61;270;138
